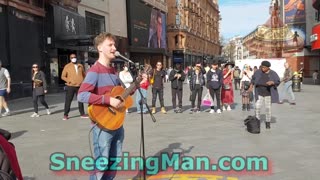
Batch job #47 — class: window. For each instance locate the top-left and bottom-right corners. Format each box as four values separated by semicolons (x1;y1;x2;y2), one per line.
176;0;180;7
176;14;180;25
85;11;105;35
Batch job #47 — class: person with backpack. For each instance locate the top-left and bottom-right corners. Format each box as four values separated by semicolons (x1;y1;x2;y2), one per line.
0;129;23;180
233;66;241;90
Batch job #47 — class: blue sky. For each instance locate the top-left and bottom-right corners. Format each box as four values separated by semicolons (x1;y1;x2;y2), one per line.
220;0;271;40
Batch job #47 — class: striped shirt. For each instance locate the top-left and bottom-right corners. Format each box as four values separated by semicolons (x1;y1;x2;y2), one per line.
78;61;121;105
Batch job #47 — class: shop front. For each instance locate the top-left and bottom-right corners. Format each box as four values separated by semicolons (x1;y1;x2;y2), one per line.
45;4;89;90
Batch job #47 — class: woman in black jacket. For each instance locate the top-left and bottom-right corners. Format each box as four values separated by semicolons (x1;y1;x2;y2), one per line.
31;64;50;117
190;66;205;113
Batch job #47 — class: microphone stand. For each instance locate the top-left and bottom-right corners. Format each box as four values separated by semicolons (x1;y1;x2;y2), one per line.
126;63;156;180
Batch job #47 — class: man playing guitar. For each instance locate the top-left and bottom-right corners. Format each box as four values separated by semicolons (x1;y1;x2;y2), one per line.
78;33;130;179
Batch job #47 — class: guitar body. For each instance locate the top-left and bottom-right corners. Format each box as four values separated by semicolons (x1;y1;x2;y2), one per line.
88;86;133;131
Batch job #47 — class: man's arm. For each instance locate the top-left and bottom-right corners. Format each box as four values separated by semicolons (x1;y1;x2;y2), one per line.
180;71;186;81
219;70;224;85
80;64;86;78
273;71;281;87
169;70;176;81
78;72;111;105
61;66;68;82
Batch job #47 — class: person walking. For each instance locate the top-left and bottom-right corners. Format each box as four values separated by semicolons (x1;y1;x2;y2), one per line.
0;60;11;116
150;61;167;114
279;62;296;105
169;62;186;113
206;61;223;114
221;64;234;111
240;64;253;111
189;66;205;113
30;63;50;117
61;53;88;120
251;61;280;129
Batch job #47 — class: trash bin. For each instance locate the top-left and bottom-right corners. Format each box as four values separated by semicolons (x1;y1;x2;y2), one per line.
292;75;301;92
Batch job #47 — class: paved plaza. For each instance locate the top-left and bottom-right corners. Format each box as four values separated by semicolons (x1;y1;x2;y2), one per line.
2;83;320;180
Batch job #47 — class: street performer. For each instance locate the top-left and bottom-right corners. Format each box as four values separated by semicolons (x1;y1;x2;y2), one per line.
78;33;133;180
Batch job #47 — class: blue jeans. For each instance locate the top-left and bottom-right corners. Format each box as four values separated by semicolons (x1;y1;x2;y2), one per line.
136;88;147;113
89;126;124;180
279;80;295;103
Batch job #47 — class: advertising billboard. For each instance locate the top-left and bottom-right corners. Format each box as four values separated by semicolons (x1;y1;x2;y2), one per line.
284;0;306;24
127;0;167;48
283;23;306;53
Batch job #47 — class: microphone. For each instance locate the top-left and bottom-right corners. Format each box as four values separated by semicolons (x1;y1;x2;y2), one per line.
115;51;134;64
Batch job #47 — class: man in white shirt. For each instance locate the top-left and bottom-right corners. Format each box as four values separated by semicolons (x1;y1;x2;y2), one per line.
0;60;11;116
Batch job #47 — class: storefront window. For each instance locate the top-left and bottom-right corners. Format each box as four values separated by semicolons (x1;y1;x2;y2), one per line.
85;11;105;35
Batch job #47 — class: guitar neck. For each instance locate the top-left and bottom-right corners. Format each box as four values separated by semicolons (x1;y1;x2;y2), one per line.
122;78;142;99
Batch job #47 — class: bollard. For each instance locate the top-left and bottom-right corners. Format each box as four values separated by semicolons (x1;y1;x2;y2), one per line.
292;76;301;92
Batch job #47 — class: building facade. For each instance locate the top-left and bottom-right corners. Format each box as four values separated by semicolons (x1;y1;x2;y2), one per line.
243;0;318;83
78;0;128;72
126;0;169;69
310;0;320;82
167;0;220;68
0;0;46;99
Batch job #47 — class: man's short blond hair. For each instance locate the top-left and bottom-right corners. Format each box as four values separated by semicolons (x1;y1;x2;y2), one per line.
94;32;116;49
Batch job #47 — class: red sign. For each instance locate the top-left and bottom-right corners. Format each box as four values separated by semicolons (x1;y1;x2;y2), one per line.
311;24;320;50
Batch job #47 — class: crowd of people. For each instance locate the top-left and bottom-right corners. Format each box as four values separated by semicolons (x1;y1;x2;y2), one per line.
0;32;306;180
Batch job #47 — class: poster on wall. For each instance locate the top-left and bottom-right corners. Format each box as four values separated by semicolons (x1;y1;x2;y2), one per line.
284;23;306;53
148;9;167;48
284;0;306;24
128;0;167;49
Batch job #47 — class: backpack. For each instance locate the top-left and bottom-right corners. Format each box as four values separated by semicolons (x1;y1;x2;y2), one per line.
0;129;23;180
244;116;260;134
233;69;240;78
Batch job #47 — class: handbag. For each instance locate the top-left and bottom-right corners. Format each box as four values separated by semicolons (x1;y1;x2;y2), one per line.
201;92;213;106
34;79;43;87
149;70;155;85
223;84;230;90
243;81;250;90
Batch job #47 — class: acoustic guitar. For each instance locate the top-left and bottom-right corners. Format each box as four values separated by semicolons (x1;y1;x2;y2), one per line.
88;65;152;130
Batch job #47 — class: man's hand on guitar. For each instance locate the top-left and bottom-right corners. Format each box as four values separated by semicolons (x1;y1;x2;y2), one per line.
110;97;124;109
